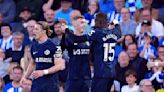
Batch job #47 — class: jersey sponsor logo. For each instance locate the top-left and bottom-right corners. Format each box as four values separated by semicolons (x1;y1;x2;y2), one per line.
102;34;117;42
73;49;90;55
44;50;50;55
35;57;53;63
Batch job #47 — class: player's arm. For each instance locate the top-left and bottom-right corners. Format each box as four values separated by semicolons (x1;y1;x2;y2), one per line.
20;55;35;84
43;58;65;75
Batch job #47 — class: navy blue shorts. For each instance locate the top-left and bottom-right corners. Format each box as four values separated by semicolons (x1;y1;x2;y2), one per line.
31;75;59;92
91;78;114;92
65;79;91;92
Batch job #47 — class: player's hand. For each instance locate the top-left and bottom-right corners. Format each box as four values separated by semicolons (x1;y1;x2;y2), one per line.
31;70;44;79
20;76;26;85
54;58;65;70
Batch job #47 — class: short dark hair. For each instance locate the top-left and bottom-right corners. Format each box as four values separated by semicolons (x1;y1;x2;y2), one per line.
13;65;23;73
95;12;108;29
125;69;137;79
140;8;152;16
0;23;12;30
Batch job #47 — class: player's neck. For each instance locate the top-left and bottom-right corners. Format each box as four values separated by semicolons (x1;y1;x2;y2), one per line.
74;28;83;36
38;35;48;43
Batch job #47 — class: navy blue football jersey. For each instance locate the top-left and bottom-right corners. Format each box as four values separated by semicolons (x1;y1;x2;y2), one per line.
31;39;61;70
65;27;121;78
65;34;91;80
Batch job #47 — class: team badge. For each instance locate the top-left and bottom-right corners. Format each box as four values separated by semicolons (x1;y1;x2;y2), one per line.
44;50;50;55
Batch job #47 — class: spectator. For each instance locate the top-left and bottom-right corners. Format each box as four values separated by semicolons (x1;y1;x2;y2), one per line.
139;32;157;62
127;43;148;83
23;20;36;46
134;0;159;22
125;0;143;15
107;0;125;22
99;0;115;14
51;20;63;45
115;51;131;89
147;46;164;69
3;66;23;92
0;77;4;92
135;9;164;40
18;7;32;23
145;58;164;90
16;0;46;21
0;23;13;50
121;69;139;92
54;0;73;26
122;34;136;50
0;0;16;23
0;48;12;78
5;32;24;64
139;79;155;92
42;0;61;12
71;0;88;14
120;7;137;36
84;0;99;26
21;78;32;92
44;9;56;38
3;62;19;84
136;20;151;47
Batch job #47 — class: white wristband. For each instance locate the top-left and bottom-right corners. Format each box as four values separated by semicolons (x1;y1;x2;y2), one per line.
155;62;159;67
43;69;49;75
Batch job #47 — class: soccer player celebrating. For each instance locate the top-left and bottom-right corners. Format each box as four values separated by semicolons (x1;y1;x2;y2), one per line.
64;16;91;92
62;12;122;92
21;21;65;92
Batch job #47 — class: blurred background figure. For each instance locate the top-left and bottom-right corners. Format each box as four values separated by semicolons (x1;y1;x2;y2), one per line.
0;77;5;92
139;79;155;92
21;78;32;92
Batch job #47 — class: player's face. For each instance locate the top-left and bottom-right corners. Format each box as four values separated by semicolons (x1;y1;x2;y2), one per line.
33;24;44;41
77;18;86;33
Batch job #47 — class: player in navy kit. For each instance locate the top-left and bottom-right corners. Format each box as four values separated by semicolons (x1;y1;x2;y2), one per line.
64;16;91;92
62;13;122;92
21;21;65;92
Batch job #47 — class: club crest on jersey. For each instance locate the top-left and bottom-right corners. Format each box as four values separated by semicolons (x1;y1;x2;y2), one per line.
44;49;50;55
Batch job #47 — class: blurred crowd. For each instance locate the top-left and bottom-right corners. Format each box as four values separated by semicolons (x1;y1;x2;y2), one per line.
0;0;164;92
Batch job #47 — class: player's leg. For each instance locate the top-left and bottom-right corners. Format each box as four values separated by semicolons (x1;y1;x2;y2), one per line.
81;79;91;92
91;78;113;92
65;80;80;92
